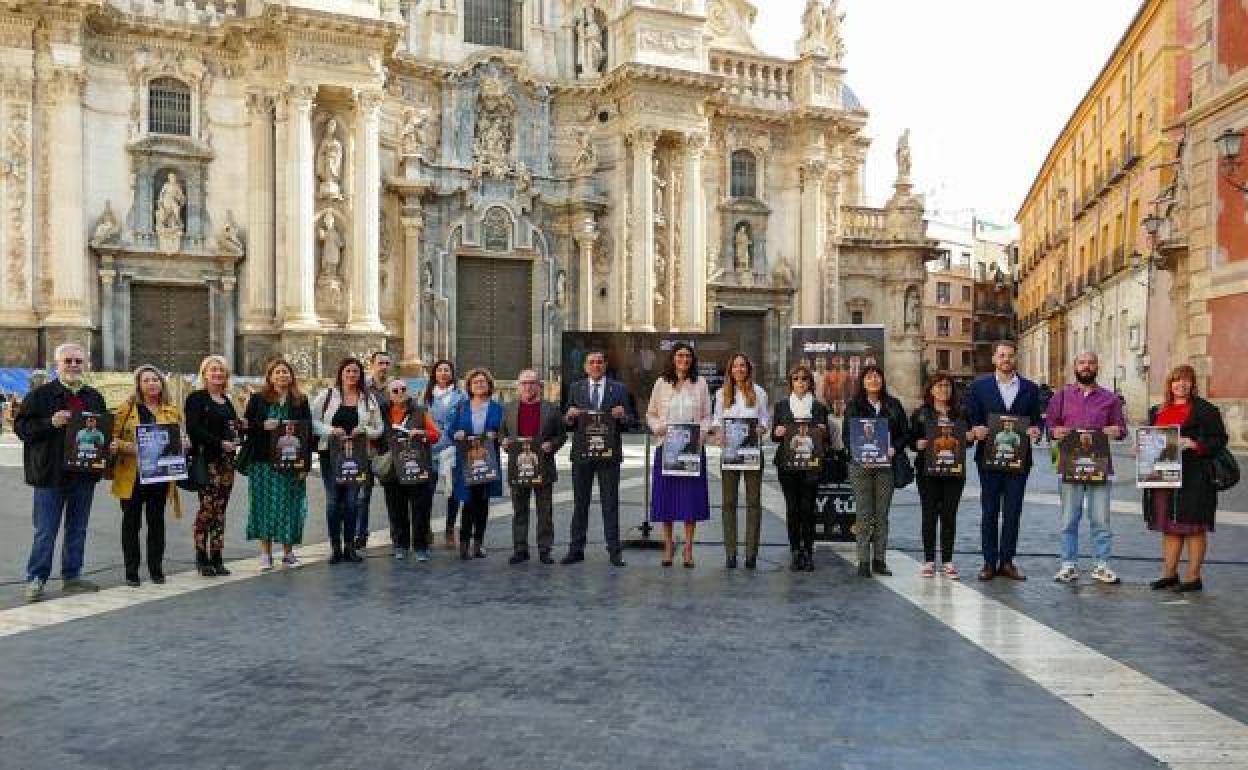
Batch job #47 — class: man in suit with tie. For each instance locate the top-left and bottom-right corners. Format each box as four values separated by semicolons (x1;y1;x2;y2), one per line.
563;349;634;567
964;340;1044;582
501;369;567;565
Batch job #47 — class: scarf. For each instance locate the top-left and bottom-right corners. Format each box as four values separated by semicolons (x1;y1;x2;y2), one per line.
788;392;814;419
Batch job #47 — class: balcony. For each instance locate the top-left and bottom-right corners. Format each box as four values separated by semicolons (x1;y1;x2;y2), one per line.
1112;246;1126;272
109;0;253;21
841;207;887;240
1122;140;1140;170
709;52;796;107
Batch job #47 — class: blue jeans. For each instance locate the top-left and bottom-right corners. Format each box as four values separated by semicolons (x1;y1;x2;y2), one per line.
979;468;1028;567
27;479;97;582
321;471;360;547
1059;482;1112;563
357;476;373;536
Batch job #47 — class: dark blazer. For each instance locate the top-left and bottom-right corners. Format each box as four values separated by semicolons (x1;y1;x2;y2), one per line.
185;389;240;463
15;380;108;488
841;395;908;463
1144;397;1228;530
241;392;313;469
564;377;635;464
771;397;830;480
501;399;567;485
962;373;1044;468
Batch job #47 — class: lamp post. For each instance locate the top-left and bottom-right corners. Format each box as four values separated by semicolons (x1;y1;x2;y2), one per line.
1214;127;1247;194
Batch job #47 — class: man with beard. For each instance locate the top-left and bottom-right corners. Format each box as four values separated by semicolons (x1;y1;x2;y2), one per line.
1046;351;1127;585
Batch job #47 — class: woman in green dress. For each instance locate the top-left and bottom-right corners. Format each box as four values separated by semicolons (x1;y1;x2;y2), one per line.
242;358;312;570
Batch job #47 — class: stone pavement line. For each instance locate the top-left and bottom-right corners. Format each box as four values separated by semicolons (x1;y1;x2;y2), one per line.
961;487;1248;526
0;476;646;639
744;477;1248;769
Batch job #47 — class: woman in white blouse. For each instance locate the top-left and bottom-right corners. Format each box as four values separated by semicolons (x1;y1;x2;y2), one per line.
711;353;770;569
646;343;712;568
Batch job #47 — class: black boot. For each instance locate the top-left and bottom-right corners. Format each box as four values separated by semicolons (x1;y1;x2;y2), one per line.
857;562;872;578
804;548;815;572
344;544;363;563
210;550;231;576
459;539;471;561
196;548;215;577
790;550;804;572
472;540;487;559
330;540;344;564
872;559;893;576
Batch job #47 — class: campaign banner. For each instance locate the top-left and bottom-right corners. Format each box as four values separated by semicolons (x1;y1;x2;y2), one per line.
507;437;545;487
720;416;762;471
1136;426;1182;489
789;325;887;417
393;432;433;485
136;423;187;484
271;420;310;472
815;480;856;542
1059;429;1111;484
983;414;1030;474
330;434;369;485
64;411;113;473
460;435;501;486
923;417;967;478
781;419;823;472
849;417;891;468
660;423;702;477
572;410;616;463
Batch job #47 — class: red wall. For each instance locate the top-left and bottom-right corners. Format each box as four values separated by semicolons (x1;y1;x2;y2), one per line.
1218;0;1248;75
1217;174;1248;263
1209;293;1248;398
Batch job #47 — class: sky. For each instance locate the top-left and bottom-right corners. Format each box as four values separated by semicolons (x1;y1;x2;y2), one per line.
749;0;1142;226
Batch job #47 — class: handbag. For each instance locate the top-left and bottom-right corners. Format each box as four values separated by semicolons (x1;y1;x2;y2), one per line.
1211;447;1240;492
177;450;211;492
371;450;394;482
893;450;915;489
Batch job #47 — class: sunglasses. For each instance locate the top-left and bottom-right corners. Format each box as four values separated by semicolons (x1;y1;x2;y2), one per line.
390;387;407;393
61;358;85;365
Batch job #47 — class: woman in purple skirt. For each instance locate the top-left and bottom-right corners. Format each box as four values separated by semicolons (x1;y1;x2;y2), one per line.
646;343;712;568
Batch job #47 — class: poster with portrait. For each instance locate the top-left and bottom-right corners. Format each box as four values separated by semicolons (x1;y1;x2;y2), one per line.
661;423;702;477
271;419;310;473
848;418;891;468
1136;426;1182;488
720;417;762;471
331;434;369;485
460;435;501;486
135;423;187;484
923;417;967;478
790;325;887;418
573;410;616;463
63;410;113;473
507;437;545;487
393;432;433;485
782;419;823;472
983;414;1030;474
1059;429;1111;484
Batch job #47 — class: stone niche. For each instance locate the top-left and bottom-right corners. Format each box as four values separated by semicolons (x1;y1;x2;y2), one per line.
716;197;770;281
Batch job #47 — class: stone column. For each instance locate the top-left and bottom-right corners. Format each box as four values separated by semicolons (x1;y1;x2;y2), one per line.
349;89;384;332
221;274;237;367
400;198;425;370
283;86;318;330
683;132;708;330
98;265;116;369
630;128;658;330
573;211;598;331
242;90;276;331
798;159;827;323
42;69;91;330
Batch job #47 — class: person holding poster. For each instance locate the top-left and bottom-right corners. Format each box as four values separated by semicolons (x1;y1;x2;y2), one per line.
842;365;908;578
501;369;566;565
423;359;468;550
242;359;312;571
712;353;770;569
15;343;112;602
185;355;242;578
376;379;440;561
1144;364;1228;593
109;365;186;587
646;343;712;569
908;373;971;579
563;349;635;567
450;368;504;560
1045;352;1127;585
964;341;1044;582
772;365;829;572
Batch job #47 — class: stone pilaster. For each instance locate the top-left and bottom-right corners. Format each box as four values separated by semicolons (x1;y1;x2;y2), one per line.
282;86;318;330
98;264;116;369
242;89;276;332
573;211;598;331
349;89;384;332
798;159;827;324
630;128;658;330
683;132;708;330
41;68;90;331
400;199;425;371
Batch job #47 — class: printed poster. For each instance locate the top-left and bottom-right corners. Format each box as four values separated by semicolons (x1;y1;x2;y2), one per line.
720;416;762;472
136;423;187;484
660;423;702;477
1136;426;1182;489
64;410;113;473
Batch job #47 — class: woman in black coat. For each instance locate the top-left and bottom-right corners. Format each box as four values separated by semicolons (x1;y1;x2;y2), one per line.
908;372;972;578
1145;364;1228;592
841;365;908;578
184;355;242;577
772;364;830;572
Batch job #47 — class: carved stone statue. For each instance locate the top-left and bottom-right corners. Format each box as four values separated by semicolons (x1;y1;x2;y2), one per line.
400;107;435;159
155;172;186;253
572;129;597;176
896;128;912;181
652;156;666;220
92;201;120;245
772;253;795;286
798;0;827;55
734;223;752;269
554;270;567;309
578;8;606;79
904;285;921;330
318;210;344;279
317;118;344;200
822;1;845;60
220;213;244;255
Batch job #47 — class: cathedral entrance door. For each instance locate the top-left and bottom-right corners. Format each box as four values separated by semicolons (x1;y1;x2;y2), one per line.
456;256;533;376
130;284;211;374
718;310;767;381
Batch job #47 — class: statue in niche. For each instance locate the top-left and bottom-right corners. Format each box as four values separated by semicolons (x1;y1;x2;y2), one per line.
896;128;912;181
572;129;597;176
652;156;665;222
92;201;120;246
734;223;752;270
577;8;606;79
318;210;344;280
400;107;436;159
905;286;921;330
155;172;186;253
317;117;344;201
554;270;567;309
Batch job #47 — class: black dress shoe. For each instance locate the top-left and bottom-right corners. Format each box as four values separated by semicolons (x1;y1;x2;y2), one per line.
803;550;815;572
790;551;804;572
560;552;585;565
353;535;368;550
872;560;892;576
509;552;530;565
1176;578;1203;593
857;562;872;578
125;574;141;588
609;553;627;568
149;573;166;585
744;556;757;570
459;541;471;561
539;552;554;565
1150;575;1180;590
725;555;738;569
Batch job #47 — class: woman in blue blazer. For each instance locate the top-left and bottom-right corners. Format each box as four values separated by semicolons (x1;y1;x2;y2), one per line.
450;367;504;560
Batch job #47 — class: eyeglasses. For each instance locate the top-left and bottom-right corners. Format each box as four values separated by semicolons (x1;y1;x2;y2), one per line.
390;387;407;394
60;358;84;365
519;380;540;386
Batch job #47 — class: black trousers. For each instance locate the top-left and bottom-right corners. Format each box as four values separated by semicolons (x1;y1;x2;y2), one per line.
778;471;817;552
383;482;434;550
569;462;622;555
121;483;168;577
917;474;966;563
459;485;490;543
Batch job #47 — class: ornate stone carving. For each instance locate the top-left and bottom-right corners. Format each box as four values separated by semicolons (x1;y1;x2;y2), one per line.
734;222;752;269
904;285;921;330
5;106;28;300
576;7;607;79
639;28;696;55
317;210;344;279
400;106;437;159
652;155;666;224
555;269;568;309
155;171;186;254
317;117;345;201
799;0;845;61
772;253;795;286
91;201;120;246
473;76;515;180
572;129;597;177
896;128;912;182
219;211;245;256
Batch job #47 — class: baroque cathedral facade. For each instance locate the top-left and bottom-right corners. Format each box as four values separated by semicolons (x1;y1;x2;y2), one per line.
0;0;936;401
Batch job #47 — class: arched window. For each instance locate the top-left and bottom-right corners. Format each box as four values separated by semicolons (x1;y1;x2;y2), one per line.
730;149;758;199
465;0;523;50
149;77;192;136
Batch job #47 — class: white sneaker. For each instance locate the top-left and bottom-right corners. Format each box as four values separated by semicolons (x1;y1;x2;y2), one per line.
1054;562;1079;583
259;553;274;571
24;577;45;603
1090;562;1121;584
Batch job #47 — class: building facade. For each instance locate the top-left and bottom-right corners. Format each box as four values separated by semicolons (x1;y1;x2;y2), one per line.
922;255;975;384
1015;0;1189;423
972;236;1017;376
0;0;937;400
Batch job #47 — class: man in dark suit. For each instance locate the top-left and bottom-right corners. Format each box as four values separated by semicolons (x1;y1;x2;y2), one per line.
964;340;1044;581
563;349;634;567
501;369;567;565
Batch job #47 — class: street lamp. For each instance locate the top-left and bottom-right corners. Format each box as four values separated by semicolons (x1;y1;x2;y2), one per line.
1214;127;1248;194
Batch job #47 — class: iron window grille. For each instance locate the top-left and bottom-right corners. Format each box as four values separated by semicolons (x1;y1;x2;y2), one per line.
149;78;192;136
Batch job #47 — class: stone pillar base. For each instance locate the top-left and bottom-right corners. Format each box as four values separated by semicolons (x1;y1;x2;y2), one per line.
0;327;42;368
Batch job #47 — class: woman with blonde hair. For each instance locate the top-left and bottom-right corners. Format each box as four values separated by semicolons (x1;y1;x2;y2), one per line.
110;365;185;587
242;358;312;570
185;354;242;577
